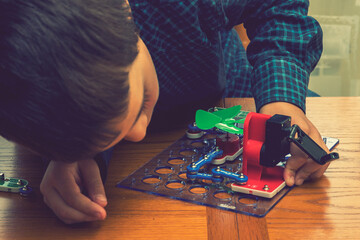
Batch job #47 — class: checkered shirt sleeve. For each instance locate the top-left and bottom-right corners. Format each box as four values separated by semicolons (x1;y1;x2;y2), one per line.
129;0;322;112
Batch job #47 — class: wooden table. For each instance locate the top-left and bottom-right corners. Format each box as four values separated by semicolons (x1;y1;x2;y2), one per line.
0;97;359;240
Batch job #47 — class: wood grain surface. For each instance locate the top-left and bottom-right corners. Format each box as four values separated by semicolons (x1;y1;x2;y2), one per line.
0;97;358;240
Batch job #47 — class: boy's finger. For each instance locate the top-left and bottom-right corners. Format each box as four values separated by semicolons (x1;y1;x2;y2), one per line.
44;188;102;224
54;173;106;219
79;159;108;207
284;154;307;186
294;160;323;185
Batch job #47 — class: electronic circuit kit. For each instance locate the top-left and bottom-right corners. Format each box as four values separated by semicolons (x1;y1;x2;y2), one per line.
117;105;339;217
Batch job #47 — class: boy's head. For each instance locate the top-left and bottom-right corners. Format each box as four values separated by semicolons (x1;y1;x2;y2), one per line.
0;0;159;161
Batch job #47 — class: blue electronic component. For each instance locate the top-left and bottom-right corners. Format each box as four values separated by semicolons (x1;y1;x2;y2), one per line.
187;172;213;181
187;123;201;132
186;147;223;173
19;186;33;196
186;147;248;184
211;167;248;183
187;123;229;136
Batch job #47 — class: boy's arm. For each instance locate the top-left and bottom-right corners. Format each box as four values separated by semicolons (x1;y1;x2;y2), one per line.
216;0;322;110
237;0;322;113
40;159;107;224
220;0;327;184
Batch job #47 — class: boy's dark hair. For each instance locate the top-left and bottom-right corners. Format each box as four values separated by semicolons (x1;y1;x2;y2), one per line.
0;0;139;161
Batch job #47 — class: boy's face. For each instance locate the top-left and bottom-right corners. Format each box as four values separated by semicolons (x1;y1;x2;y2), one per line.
103;37;159;150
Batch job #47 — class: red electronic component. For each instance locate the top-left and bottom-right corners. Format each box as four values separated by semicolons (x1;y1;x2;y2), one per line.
231;112;286;198
212;134;243;165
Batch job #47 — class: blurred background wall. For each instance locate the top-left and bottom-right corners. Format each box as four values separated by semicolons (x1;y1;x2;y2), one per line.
236;0;360;96
308;0;360;96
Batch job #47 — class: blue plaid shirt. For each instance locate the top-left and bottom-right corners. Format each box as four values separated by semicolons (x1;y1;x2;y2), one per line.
129;0;322;112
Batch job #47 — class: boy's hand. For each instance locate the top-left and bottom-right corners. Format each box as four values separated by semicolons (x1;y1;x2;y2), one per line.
259;102;330;187
40;159;107;224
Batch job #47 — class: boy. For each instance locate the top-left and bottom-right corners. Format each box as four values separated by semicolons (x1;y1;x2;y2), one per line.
0;0;329;224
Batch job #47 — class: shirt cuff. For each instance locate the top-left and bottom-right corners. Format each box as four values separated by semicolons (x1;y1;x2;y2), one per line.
251;59;309;113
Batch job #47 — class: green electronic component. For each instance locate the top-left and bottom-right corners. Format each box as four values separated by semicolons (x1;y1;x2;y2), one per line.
195;105;246;134
0;173;32;195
